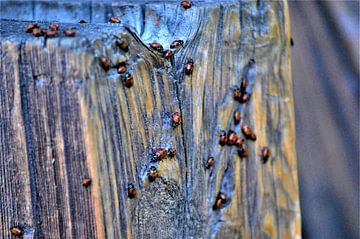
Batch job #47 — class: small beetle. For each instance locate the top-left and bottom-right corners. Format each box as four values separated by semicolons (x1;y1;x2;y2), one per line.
218;192;227;203
167;147;177;157
45;29;57;38
117;63;127;74
116;39;129;52
79;19;87;23
170;39;184;49
227;130;238;145
148;166;158;182
50;23;59;31
213;192;227;210
235;138;244;147
127;183;137;198
241;124;252;138
262;147;270;163
205;156;215;169
152;148;167;162
181;0;192;9
25;23;39;33
238;146;248;158
249;58;255;64
64;29;76;37
290;37;294;46
32;28;43;37
184;59;194;75
149;42;164;51
82;178;92;187
10;226;22;237
172;112;182;128
124;73;134;88
219;130;227;146
163;50;174;59
234;111;241;124
100;56;110;71
240;77;248;92
109;17;121;23
233;86;242;101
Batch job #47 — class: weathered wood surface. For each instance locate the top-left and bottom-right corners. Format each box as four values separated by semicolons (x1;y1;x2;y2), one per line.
0;1;300;238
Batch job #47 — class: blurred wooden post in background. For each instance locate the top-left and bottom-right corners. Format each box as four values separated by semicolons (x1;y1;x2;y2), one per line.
0;1;301;238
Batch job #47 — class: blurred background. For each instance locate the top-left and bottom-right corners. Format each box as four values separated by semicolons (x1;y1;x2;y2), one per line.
0;1;359;238
289;1;359;238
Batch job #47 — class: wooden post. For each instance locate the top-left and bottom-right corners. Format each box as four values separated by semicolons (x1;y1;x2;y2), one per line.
0;1;301;238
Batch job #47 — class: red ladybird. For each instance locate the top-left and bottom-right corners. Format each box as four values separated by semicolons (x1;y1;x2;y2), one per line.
181;0;192;9
170;39;184;49
227;130;238;145
152;148;167;162
149;42;164;51
172;112;182;128
109;16;121;23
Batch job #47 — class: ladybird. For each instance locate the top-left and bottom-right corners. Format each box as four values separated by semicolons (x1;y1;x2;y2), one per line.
116;39;129;52
152;148;167;162
181;0;192;9
117;63;127;74
234;111;241;124
45;29;57;38
100;56;110;71
25;23;39;33
172;112;182;128
233;86;242;101
32;28;43;37
79;19;87;23
10;226;22;237
219;130;227;146
64;29;76;37
109;17;121;23
240;77;248;92
149;42;164;51
124;73;134;88
238;146;248;158
127;183;137;198
262;147;270;163
163;50;174;59
170;39;184;49
167;147;177;157
235;138;244;147
241;124;252;138
184;59;194;75
205;157;215;169
213;192;227;210
227;130;238;145
148;166;158;182
50;23;59;31
82;178;92;187
213;197;223;210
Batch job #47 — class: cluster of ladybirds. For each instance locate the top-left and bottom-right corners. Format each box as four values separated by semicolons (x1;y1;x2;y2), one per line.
203;65;271;210
10;1;271;236
215;62;271;164
24;22;76;38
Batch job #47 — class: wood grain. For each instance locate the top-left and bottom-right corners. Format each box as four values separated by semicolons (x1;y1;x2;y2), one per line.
0;1;300;238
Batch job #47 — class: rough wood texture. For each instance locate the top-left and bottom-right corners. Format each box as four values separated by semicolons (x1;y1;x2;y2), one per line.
0;1;300;238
